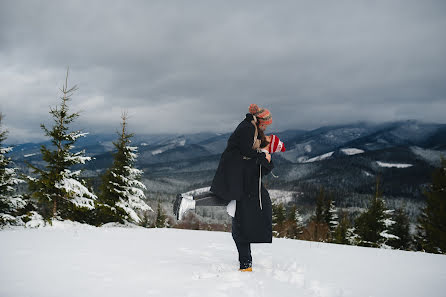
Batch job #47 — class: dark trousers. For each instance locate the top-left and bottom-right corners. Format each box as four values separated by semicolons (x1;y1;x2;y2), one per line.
192;191;252;267
232;217;252;267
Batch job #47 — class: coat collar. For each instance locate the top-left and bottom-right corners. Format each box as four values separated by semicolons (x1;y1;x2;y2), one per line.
245;113;257;123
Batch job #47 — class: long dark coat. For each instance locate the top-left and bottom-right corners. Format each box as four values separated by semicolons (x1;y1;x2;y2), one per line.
210;113;274;243
232;155;274;243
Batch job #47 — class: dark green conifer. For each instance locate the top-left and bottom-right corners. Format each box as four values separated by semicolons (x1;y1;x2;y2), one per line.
325;199;339;239
304;187;331;242
97;112;152;225
387;206;412;250
272;202;286;237
154;200;168;228
333;213;351;245
284;204;304;239
314;188;326;223
415;156;446;254
0;113;28;226
26;69;96;221
354;177;398;248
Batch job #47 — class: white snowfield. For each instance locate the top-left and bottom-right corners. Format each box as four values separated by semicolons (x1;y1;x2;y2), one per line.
1;221;445;297
340;148;364;155
268;190;299;204
376;161;413;168
303;151;334;163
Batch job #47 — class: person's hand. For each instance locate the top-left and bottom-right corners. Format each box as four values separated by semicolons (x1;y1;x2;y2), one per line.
265;152;271;163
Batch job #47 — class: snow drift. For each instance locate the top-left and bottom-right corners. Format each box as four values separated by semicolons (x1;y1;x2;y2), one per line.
1;222;445;297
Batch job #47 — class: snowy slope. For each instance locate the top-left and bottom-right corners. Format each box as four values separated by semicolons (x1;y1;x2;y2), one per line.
302;151;334;163
1;222;445;297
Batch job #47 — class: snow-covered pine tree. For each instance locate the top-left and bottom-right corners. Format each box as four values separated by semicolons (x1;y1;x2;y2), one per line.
97;112;152;225
387;206;412;250
26;69;97;221
346;226;360;245
325;199;339;238
0;113;28;226
354;177;399;248
415;156;446;254
379;208;399;249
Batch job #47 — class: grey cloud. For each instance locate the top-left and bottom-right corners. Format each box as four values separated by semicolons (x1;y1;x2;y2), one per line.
0;0;445;143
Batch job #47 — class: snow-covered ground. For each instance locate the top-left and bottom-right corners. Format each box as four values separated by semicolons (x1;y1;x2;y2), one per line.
303;152;334;163
268;190;299;205
340;148;364;155
376;161;413;168
1;222;445;297
151;138;186;155
410;146;446;166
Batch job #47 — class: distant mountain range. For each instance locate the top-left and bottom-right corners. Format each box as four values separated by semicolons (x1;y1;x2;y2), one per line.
7;119;446;214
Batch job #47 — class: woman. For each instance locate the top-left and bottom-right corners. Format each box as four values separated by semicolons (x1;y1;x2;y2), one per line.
173;104;274;272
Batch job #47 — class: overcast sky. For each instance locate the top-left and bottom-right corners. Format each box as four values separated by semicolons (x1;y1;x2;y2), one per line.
1;0;445;143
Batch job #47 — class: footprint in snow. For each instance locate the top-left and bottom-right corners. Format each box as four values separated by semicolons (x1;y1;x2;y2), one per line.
272;261;306;287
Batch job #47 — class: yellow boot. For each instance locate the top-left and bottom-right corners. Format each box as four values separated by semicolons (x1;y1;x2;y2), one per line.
239;267;253;272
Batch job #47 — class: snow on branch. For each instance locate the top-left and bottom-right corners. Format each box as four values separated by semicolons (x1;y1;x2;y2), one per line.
55;178;97;209
0;146;13;154
66;131;89;141
65;150;92;164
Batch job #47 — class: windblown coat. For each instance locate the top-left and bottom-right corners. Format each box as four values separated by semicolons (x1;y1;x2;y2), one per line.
210;113;274;243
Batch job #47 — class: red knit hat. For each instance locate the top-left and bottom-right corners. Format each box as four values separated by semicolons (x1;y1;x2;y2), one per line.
268;134;286;154
249;104;272;129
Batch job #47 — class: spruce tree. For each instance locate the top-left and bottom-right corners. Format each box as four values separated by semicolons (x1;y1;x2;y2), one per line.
314;188;326;223
272;202;286;237
97;112;152;225
333;212;351;245
346;226;360;245
0;113;27;226
26;70;96;221
303;187;331;242
415;156;446;254
387;206;412;250
325;199;339;239
154;200;168;228
354;177;399;248
284;204;304;239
